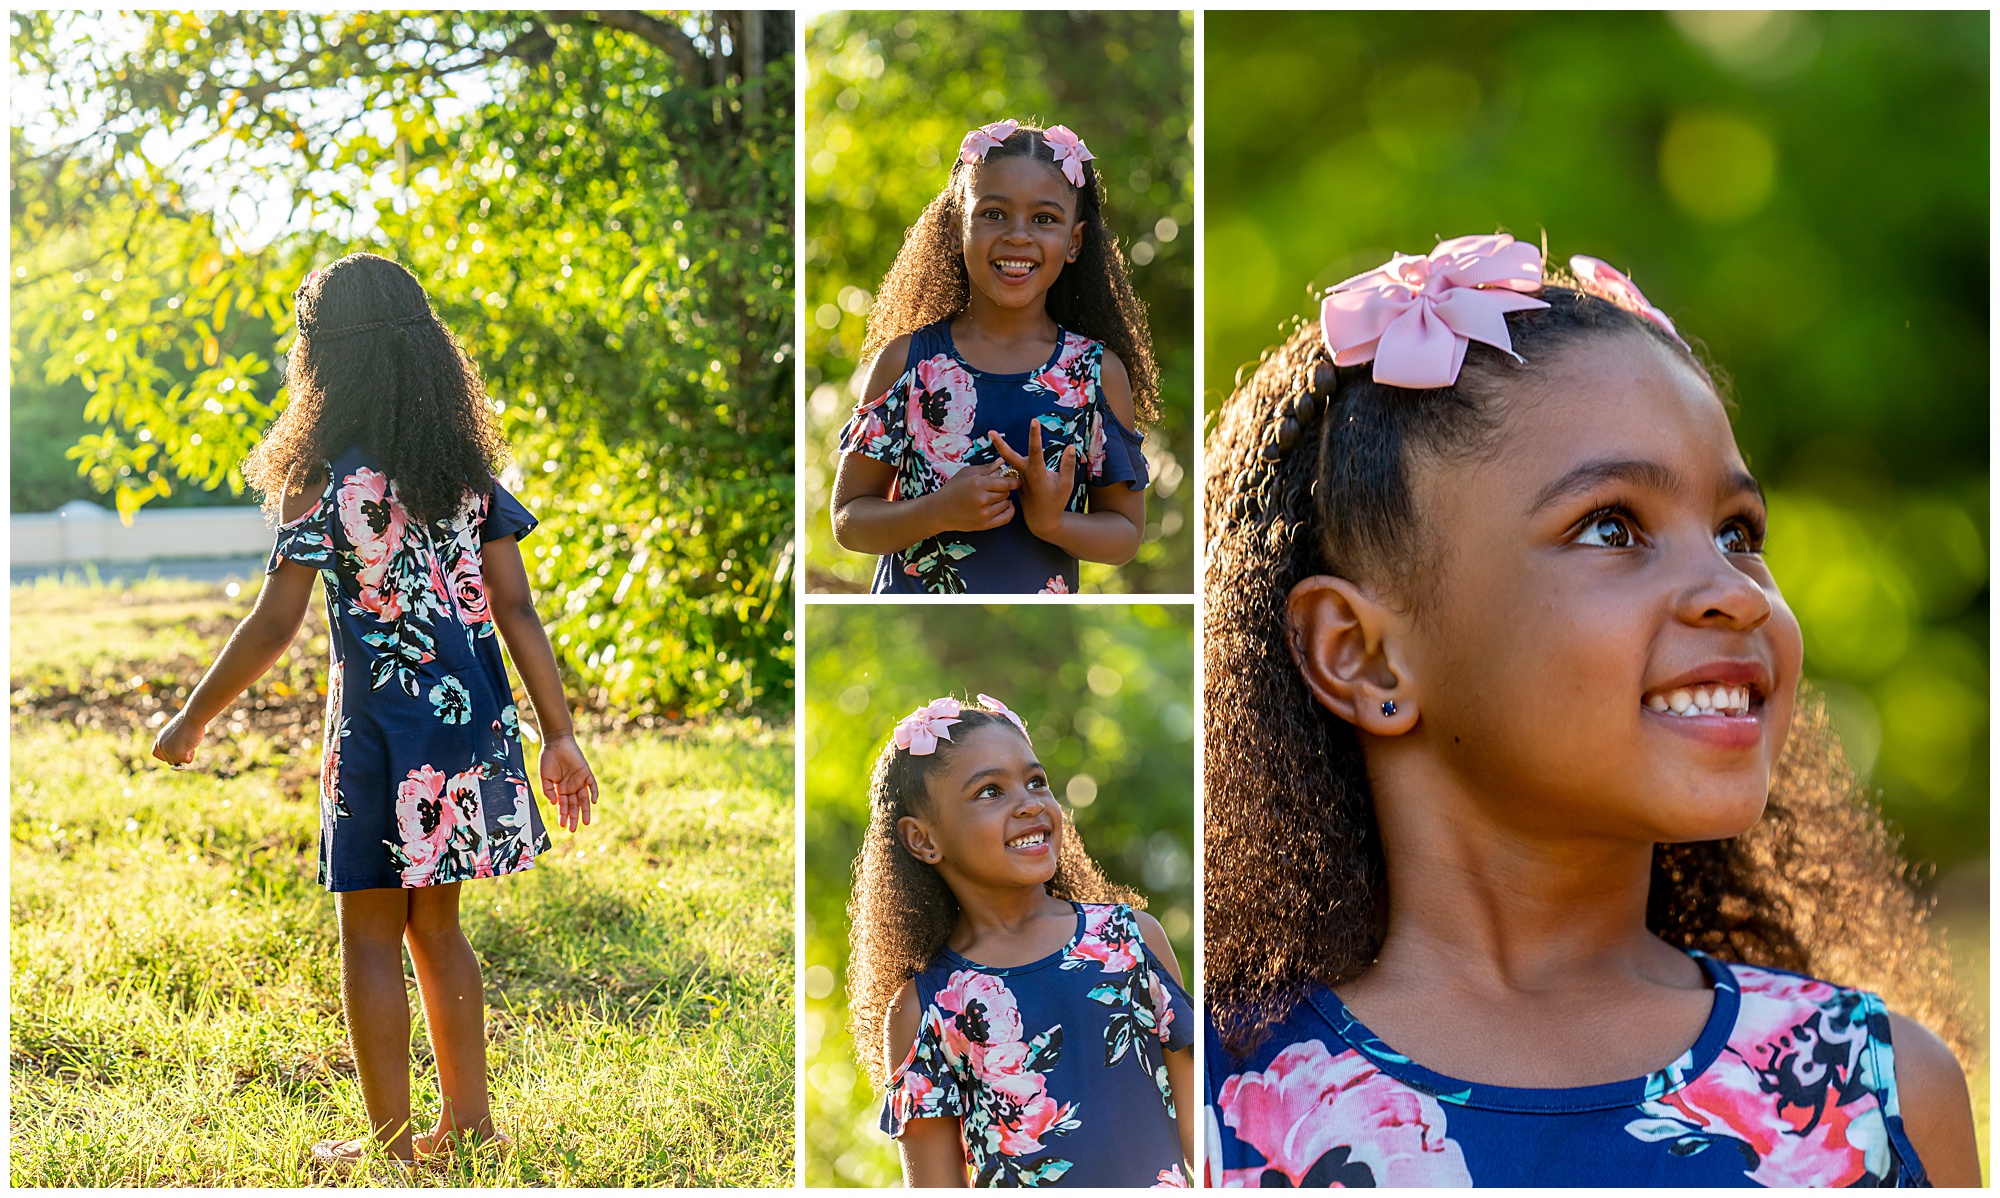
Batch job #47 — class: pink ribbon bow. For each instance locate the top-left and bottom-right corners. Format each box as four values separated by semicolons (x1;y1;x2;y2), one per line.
1569;255;1689;351
1321;233;1551;390
893;697;964;756
958;120;1021;166
976;694;1032;745
1042;125;1094;188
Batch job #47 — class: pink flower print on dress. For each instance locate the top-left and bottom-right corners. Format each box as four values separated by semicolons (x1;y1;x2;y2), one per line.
336;468;410;621
936;969;1025;1070
1039;576;1070;595
984;1058;1077;1156
1145;970;1177;1044
1215;1040;1472;1188
1154;1163;1188;1188
1068;903;1143;972
1626;966;1887;1185
393;764;455;884
1034;341;1093;410
1085;407;1109;476
906;357;981;478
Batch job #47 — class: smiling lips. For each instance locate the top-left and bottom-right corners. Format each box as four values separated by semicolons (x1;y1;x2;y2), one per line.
993;257;1037;281
1006;828;1049;850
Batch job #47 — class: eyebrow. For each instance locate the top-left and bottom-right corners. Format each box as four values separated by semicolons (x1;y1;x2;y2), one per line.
1527;457;1763;515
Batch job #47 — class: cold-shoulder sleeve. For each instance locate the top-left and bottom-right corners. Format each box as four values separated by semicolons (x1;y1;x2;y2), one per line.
266;477;336;574
839;368;913;466
1083;358;1149;492
1143;941;1196;1054
480;482;538;543
878;1005;971;1138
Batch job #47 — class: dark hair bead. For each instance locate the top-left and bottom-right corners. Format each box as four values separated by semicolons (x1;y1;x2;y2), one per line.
1312;359;1337;397
1258;442;1283;462
1275;417;1301;453
1291;390;1320;424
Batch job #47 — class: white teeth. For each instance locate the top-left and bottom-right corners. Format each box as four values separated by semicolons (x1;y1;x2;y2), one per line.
1646;682;1755;718
1007;832;1046;848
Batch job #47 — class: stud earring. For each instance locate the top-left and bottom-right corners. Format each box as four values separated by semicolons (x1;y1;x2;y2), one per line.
1380;700;1398;717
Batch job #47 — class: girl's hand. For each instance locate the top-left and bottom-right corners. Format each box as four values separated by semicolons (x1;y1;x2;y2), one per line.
927;462;1020;533
990;421;1077;539
151;711;205;768
538;732;599;833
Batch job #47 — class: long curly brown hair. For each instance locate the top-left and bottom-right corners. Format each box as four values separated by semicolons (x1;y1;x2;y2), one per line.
859;123;1160;425
1204;278;1971;1062
243;252;506;524
848;702;1143;1086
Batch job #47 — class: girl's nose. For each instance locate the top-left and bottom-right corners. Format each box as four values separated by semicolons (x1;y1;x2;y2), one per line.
1675;544;1773;633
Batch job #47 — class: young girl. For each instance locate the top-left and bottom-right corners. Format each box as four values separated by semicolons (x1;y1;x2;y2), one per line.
847;695;1194;1186
150;252;599;1166
832;120;1157;594
1201;234;1980;1187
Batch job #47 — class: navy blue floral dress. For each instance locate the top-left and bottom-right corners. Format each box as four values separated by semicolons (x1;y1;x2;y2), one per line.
881;902;1194;1187
1204;954;1927;1187
268;446;551;892
838;319;1149;594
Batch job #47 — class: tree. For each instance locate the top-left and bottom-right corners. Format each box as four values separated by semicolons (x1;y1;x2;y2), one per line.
11;11;795;715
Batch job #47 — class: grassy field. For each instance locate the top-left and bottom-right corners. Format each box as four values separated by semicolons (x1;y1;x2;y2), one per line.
9;575;794;1186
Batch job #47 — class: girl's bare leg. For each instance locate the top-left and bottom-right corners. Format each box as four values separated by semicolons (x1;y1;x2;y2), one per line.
405;882;498;1145
335;888;416;1159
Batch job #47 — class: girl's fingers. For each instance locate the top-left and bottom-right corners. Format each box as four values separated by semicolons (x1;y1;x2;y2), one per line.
1028;419;1044;466
989;432;1028;472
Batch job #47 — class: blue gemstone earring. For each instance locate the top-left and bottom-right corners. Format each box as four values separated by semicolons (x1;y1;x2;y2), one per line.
1380;700;1398;717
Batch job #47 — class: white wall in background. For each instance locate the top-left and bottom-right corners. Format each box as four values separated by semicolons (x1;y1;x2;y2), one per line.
12;501;274;566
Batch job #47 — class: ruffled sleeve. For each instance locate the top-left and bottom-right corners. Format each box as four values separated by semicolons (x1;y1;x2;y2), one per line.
839;369;913;466
265;476;336;574
1083;358;1150;492
878;1006;970;1138
1142;939;1196;1054
480;482;538;543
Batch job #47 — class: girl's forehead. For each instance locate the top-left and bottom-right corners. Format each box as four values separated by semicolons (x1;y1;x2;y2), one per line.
963;155;1075;211
936;722;1039;778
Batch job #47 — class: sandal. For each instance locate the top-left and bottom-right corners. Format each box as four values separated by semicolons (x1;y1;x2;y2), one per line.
308;1137;413;1173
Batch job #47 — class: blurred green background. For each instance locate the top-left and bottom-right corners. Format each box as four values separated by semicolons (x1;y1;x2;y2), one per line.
1208;10;1988;1042
12;11;794;719
803;10;1195;594
802;604;1194;1186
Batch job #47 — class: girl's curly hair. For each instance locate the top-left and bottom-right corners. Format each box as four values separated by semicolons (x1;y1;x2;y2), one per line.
1204;276;1971;1062
848;701;1142;1086
859;123;1160;425
243;252;506;525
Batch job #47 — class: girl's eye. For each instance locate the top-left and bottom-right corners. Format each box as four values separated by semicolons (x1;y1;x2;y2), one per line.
1575;510;1640;548
1027;776;1048;791
1716;518;1762;554
1033;213;1056;224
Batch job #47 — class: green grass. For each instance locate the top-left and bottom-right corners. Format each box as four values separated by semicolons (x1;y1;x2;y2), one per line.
10;577;795;1186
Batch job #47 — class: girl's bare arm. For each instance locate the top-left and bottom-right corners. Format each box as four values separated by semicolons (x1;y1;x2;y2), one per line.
1138;911;1195;1167
482;534;598;832
1887;1013;1980;1185
886;979;972;1187
151;558;319;765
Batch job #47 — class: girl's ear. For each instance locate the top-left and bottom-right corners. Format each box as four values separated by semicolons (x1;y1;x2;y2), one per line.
897;814;944;865
1286;575;1420;737
1066;219;1085;264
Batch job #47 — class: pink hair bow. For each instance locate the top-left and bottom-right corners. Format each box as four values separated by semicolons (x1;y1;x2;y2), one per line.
893;697;963;756
1321;234;1551;390
1569;255;1689;351
959;120;1021;165
1042;125;1094;188
976;694;1032;745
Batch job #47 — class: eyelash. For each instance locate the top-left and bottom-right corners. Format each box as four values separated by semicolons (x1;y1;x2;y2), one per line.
1572;503;1766;553
980;210;1057;224
978;776;1048;798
